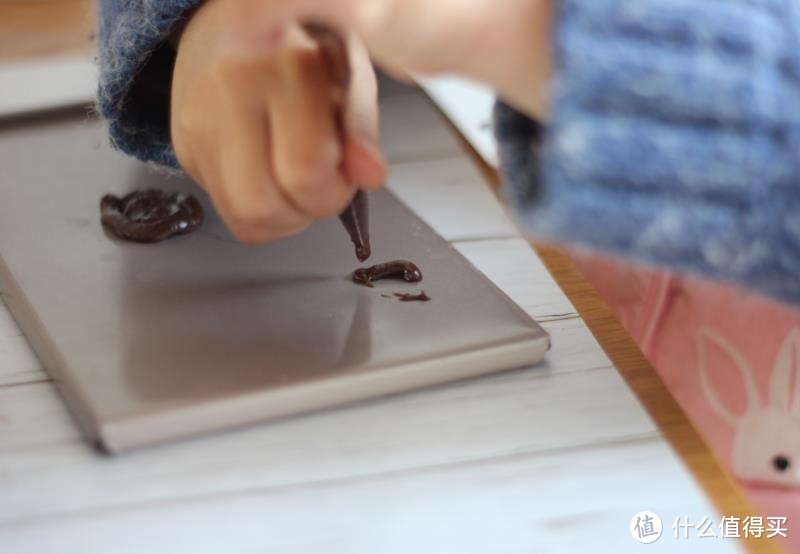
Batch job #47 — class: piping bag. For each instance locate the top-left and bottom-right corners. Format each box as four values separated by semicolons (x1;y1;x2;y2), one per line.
306;24;372;263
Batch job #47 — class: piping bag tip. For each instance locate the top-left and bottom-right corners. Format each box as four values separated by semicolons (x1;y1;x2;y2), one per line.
355;245;371;263
338;190;371;262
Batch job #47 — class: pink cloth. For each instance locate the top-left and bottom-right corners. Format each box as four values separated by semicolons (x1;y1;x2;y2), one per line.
573;254;798;549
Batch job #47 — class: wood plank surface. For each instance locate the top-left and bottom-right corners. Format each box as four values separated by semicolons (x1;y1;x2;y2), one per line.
1;439;729;554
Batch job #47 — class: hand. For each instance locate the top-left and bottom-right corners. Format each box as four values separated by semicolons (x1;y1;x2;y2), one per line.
171;0;386;244
255;0;553;120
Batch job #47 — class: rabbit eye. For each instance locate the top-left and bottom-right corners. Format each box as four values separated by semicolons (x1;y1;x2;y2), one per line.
773;455;791;472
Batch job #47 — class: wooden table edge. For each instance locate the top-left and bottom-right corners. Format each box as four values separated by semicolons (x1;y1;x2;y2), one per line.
427;99;781;554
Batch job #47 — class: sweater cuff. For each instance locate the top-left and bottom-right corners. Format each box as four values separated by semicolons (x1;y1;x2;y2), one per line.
97;0;202;168
495;0;800;304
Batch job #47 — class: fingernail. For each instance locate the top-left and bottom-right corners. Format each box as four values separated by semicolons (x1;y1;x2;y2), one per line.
345;138;387;188
358;139;387;186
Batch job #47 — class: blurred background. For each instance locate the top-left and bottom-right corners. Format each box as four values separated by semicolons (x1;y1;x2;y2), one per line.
0;0;95;117
0;0;93;60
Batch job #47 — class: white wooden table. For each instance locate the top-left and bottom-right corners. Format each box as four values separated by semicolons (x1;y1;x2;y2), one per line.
0;78;740;553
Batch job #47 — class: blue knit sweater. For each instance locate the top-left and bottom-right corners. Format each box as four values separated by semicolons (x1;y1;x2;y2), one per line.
97;0;800;305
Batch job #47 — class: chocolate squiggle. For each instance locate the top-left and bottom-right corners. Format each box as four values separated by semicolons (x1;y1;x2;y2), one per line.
395;291;430;302
352;260;422;288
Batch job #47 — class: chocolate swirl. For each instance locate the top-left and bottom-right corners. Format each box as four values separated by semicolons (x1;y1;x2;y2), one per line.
100;189;204;243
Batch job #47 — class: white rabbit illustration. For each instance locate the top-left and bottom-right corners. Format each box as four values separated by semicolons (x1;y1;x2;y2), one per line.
698;328;800;487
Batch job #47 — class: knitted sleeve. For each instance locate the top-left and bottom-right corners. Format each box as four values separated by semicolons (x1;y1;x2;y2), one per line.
96;0;201;167
495;0;800;305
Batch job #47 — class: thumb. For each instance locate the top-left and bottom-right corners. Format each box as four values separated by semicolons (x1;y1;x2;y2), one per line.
342;36;386;189
261;0;388;188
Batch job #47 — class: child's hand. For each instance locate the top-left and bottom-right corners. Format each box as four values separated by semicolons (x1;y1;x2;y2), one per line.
171;0;386;244
257;0;553;120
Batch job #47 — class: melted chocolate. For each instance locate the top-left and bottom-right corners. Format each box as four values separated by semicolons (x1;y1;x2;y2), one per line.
352;260;422;288
100;189;204;243
395;291;431;302
339;191;371;262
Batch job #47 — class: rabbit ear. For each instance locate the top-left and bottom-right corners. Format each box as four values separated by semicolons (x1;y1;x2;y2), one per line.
768;328;800;413
697;328;760;427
